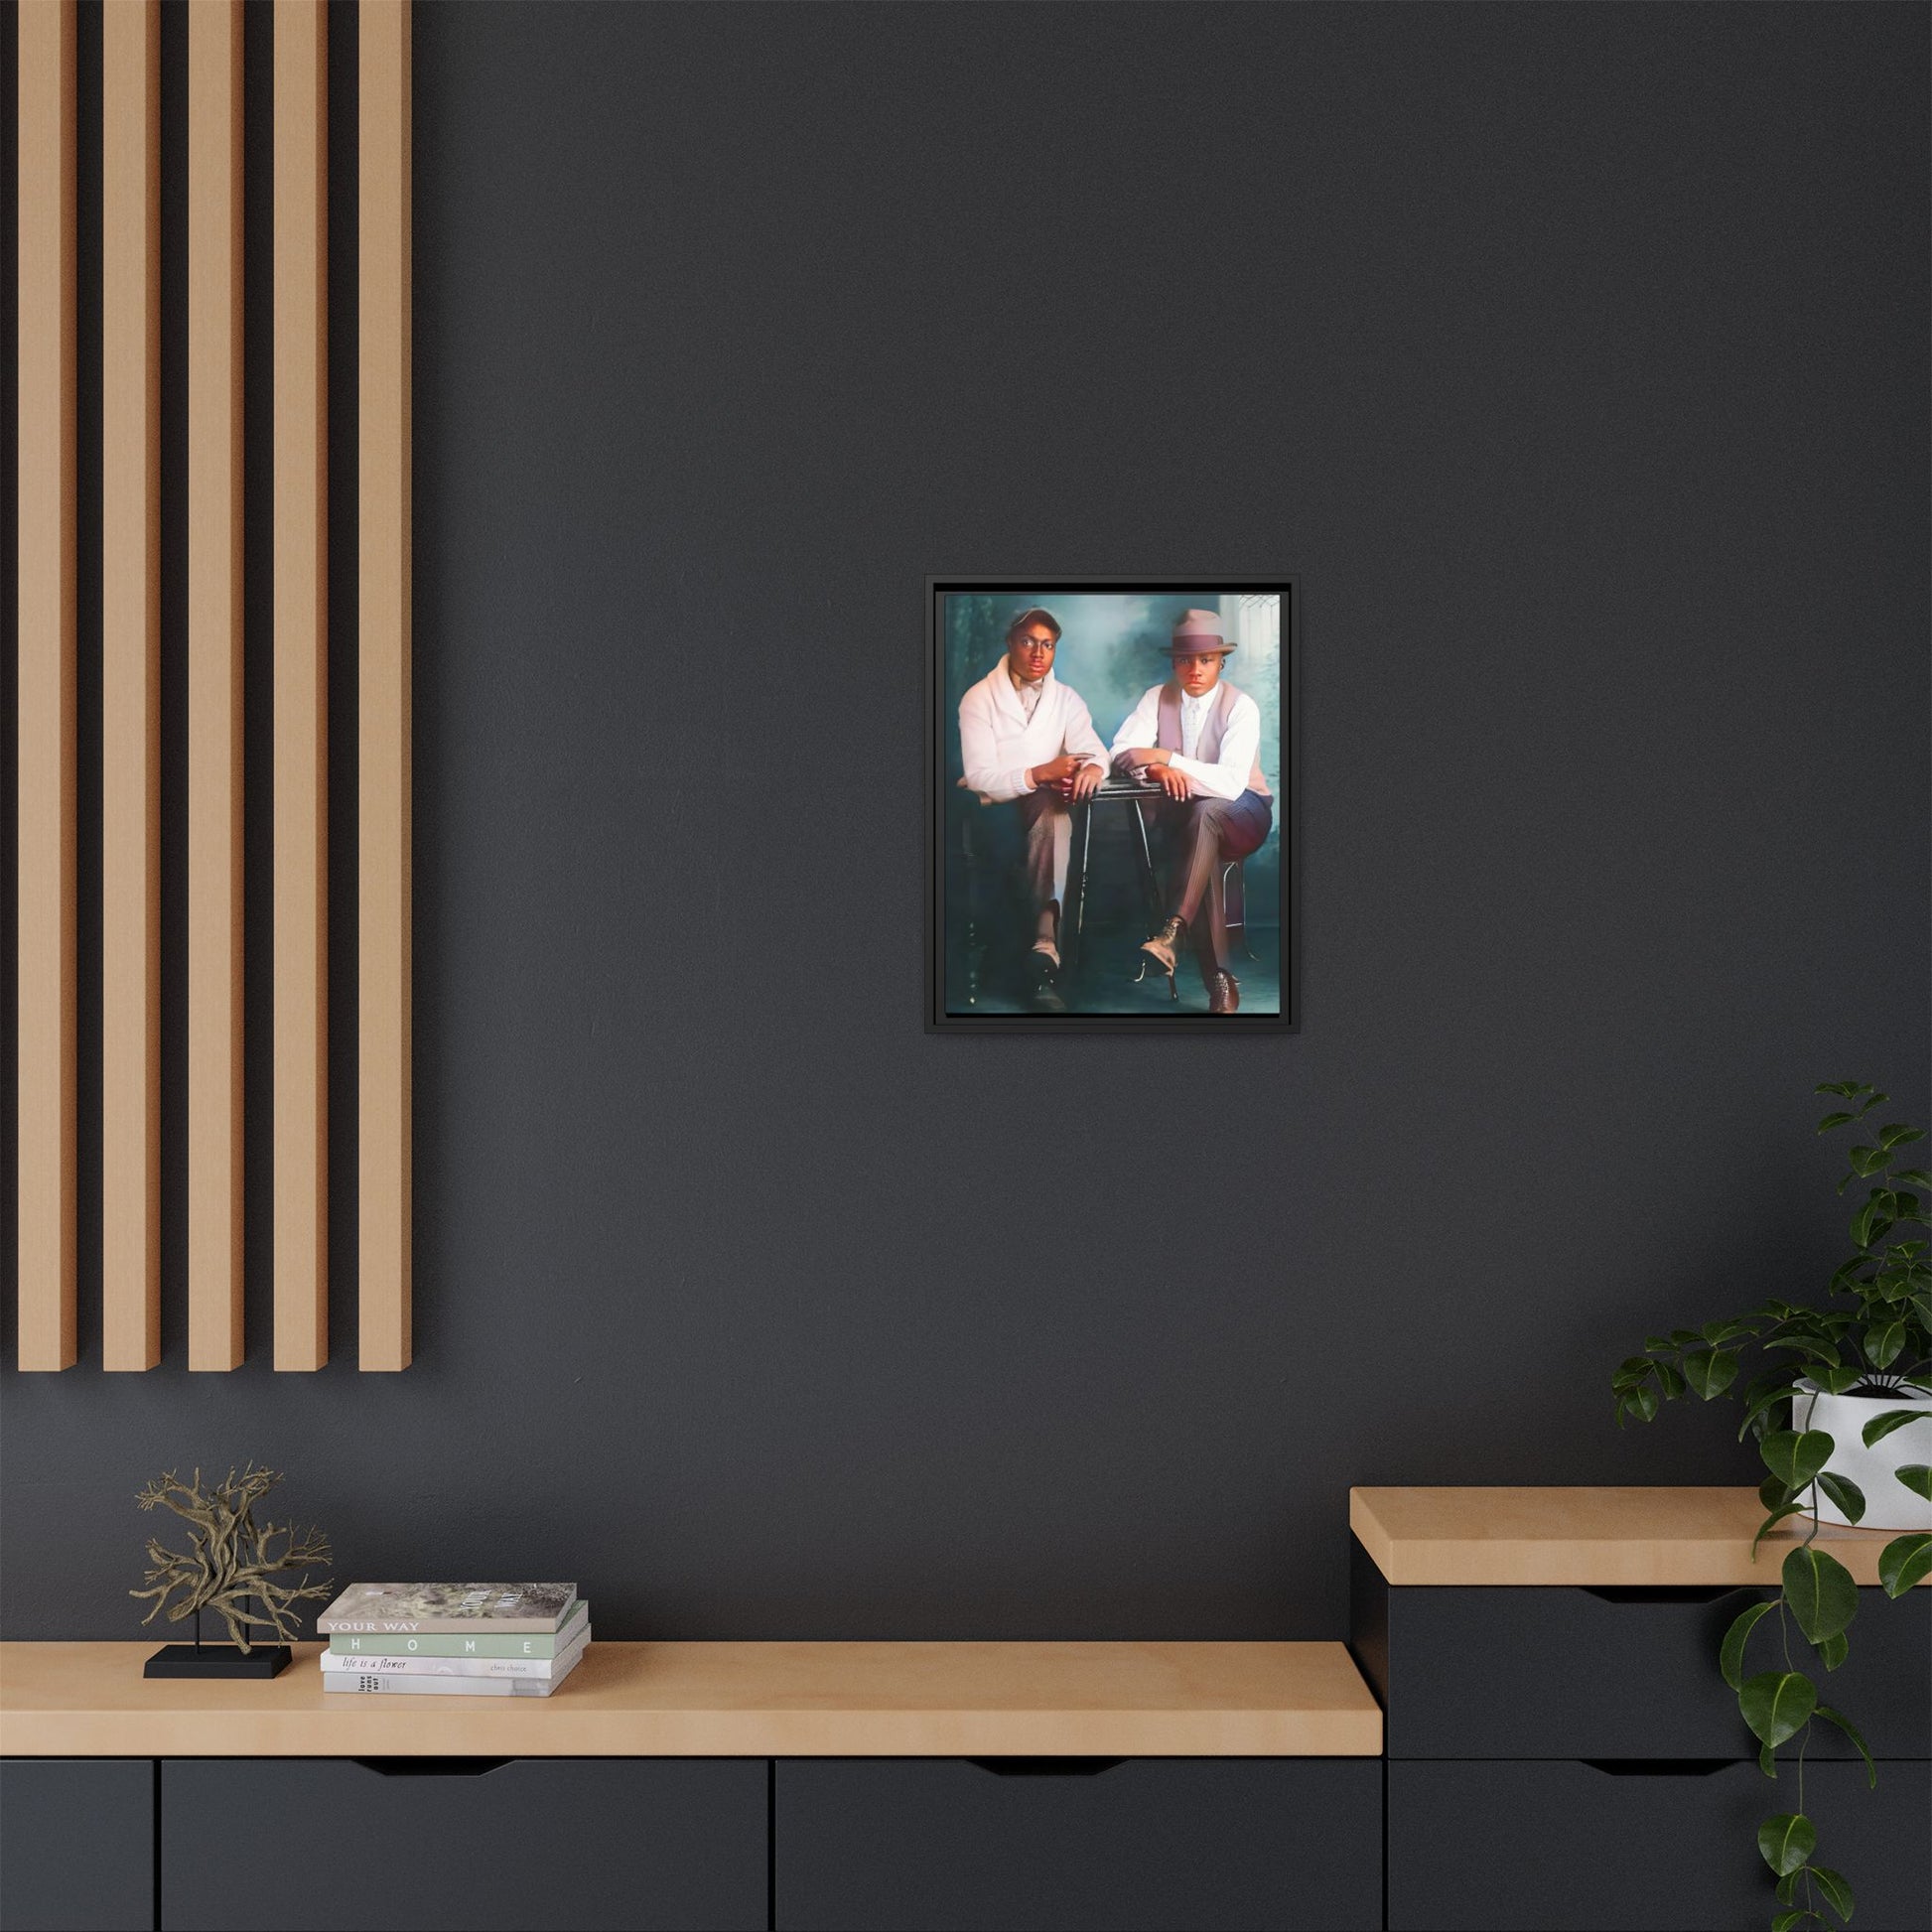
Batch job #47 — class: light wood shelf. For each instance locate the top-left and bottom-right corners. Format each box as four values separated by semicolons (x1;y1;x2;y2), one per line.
0;1641;1381;1759
1351;1486;1930;1587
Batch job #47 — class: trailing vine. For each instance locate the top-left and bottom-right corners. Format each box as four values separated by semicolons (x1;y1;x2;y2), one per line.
1613;1082;1932;1929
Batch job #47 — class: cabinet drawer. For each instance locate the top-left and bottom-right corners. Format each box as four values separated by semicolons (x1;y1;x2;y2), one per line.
1388;1758;1932;1931
1352;1538;1932;1759
1;1760;154;1932
774;1757;1379;1932
160;1759;764;1931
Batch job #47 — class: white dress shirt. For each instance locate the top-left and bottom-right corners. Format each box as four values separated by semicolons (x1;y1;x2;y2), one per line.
958;665;1109;804
1109;680;1264;801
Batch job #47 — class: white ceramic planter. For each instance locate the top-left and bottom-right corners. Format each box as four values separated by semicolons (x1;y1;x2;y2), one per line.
1794;1379;1932;1532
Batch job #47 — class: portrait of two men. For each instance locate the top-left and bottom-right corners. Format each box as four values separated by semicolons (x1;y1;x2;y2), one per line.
931;584;1294;1029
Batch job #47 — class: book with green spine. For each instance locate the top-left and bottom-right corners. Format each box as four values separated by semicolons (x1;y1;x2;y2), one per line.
328;1600;588;1658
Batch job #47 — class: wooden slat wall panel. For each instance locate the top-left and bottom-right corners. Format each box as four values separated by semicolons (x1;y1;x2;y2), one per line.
187;0;245;1370
16;0;78;1371
359;0;412;1369
273;0;328;1369
101;0;162;1371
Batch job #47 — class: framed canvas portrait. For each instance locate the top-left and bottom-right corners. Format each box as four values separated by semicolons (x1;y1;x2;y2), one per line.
928;579;1298;1033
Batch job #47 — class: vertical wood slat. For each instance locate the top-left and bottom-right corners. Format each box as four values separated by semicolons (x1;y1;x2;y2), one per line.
187;0;244;1369
274;0;328;1369
359;0;412;1369
101;0;162;1371
16;0;78;1371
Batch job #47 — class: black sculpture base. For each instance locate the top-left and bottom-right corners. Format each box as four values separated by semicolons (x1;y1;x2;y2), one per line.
144;1643;291;1679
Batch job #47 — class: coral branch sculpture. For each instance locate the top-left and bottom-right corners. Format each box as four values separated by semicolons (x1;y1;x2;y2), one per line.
131;1466;334;1653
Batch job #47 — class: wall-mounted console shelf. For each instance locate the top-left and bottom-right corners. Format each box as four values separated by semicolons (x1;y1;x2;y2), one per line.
6;1493;1926;1931
0;1641;1382;1931
0;1638;1378;1759
1351;1486;1932;1932
1350;1483;1931;1587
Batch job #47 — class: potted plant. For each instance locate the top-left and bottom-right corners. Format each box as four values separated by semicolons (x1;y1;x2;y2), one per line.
1612;1081;1932;1932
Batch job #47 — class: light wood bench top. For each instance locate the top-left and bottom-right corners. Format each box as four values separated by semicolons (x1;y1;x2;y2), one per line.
1351;1486;1927;1587
0;1640;1382;1758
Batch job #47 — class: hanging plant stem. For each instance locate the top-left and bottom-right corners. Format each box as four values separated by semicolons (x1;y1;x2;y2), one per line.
1615;1081;1932;1931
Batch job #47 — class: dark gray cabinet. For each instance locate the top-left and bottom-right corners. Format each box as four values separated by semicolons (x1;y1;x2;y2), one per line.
1350;1538;1932;1760
0;1760;154;1932
1387;1758;1932;1931
159;1759;766;1932
774;1756;1381;1931
1354;1534;1932;1932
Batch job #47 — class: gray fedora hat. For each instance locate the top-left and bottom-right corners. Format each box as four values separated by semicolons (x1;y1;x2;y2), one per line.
1165;608;1233;655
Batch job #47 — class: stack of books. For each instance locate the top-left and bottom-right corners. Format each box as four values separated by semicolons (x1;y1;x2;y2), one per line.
316;1584;590;1698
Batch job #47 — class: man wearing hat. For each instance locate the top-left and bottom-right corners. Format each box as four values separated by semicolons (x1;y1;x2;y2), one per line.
957;606;1110;1011
1109;608;1272;1015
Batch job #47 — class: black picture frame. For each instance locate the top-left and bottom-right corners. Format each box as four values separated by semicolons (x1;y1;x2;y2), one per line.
926;577;1300;1035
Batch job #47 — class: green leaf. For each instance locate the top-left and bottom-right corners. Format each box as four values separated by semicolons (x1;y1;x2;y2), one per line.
1758;1812;1816;1876
1813;1706;1876;1788
1815;1630;1849;1672
1851;1145;1888;1176
1810;1863;1856;1922
1739;1377;1801;1442
1878;1533;1932;1596
1783;1547;1860;1644
1617;1383;1658;1426
1770;1908;1810;1932
1682;1347;1739;1400
1892;1168;1932;1190
1762;1430;1835;1489
1816;1472;1865;1524
1702;1319;1752;1344
1894;1464;1932;1502
1864;1320;1905;1369
1754;1502;1810;1556
1809;1365;1865;1395
1853;1193;1895;1249
1654;1359;1688;1399
1862;1409;1930;1448
1760;1474;1796;1512
1720;1598;1777;1690
1815;1081;1859;1097
1858;1090;1889;1116
1878;1123;1925;1150
1759;1737;1777;1777
1740;1670;1817;1747
1816;1111;1856;1132
1766;1337;1844;1367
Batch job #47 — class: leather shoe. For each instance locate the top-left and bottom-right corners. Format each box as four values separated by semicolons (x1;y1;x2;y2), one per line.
1139;915;1185;977
1029;951;1066;1014
1204;969;1240;1016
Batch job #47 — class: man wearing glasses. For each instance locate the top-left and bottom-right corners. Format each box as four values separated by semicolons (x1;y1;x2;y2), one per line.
957;607;1109;1012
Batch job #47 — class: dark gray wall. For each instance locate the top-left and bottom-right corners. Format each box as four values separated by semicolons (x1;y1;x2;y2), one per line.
4;2;1927;1640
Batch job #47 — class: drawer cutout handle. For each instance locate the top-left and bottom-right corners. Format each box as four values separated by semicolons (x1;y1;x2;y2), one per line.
1583;1759;1734;1777
352;1757;513;1777
1580;1587;1751;1605
968;1757;1126;1777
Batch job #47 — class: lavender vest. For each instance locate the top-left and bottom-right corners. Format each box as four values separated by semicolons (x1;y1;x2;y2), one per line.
1156;681;1271;797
